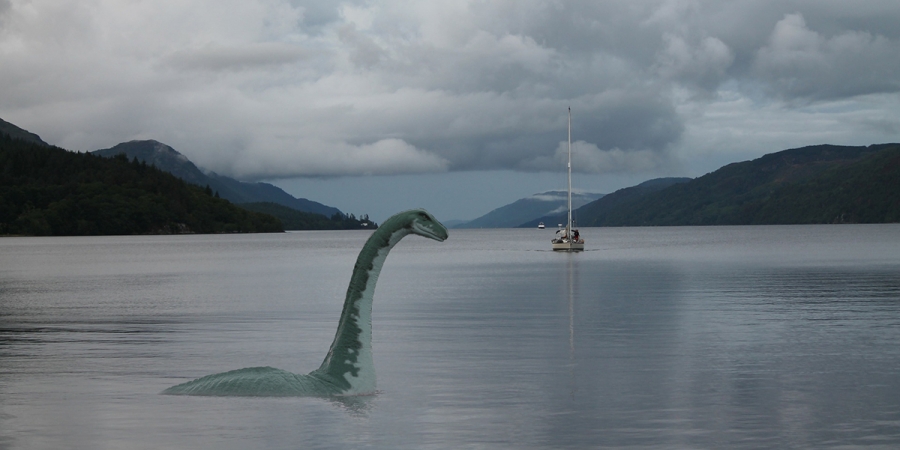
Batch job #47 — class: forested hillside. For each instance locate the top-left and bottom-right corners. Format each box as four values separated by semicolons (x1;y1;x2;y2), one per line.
0;134;283;235
458;191;604;229
238;202;377;230
93;140;341;217
0;118;48;146
577;144;900;226
520;178;689;228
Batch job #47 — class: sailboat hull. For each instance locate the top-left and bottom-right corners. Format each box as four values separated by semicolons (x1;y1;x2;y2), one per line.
552;241;584;251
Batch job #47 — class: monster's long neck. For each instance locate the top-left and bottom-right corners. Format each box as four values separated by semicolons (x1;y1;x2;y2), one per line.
313;221;411;394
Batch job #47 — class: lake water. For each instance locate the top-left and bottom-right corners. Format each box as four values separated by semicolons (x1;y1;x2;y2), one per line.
1;225;899;449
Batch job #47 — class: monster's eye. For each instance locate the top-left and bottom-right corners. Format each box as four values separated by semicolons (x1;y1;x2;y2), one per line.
418;212;429;220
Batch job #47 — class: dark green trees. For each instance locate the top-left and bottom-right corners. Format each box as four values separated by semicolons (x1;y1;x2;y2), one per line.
0;134;282;235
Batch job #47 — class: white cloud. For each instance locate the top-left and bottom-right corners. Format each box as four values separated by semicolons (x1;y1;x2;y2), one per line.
229;137;449;178
531;193;565;202
521;140;673;174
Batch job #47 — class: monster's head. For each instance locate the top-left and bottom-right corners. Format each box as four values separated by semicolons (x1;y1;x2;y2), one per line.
408;209;448;242
380;208;448;242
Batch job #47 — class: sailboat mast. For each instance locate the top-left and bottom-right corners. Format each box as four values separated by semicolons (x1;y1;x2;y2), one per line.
567;107;572;237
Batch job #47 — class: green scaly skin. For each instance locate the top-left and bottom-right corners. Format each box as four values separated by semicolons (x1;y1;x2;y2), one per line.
162;209;448;397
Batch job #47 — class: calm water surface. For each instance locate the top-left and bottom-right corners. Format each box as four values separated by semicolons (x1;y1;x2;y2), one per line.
1;225;899;449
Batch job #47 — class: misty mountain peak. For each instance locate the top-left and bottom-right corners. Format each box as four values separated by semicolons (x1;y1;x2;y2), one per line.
90;138;342;217
92;140;208;186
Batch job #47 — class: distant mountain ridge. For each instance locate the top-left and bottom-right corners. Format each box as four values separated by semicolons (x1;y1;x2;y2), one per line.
575;144;900;226
5;116;898;228
519;177;692;228
92;140;341;217
455;191;604;228
0;118;49;146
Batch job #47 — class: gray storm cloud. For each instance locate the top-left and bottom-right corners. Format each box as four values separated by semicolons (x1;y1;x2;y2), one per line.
162;43;313;72
753;13;900;100
1;0;899;180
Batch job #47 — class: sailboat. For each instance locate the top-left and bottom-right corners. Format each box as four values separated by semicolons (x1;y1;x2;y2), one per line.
552;107;585;251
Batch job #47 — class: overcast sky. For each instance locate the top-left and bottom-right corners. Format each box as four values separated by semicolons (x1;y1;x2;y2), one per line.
2;0;899;222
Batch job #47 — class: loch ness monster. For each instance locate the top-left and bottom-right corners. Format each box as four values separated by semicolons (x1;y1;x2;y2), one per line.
162;209;448;396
